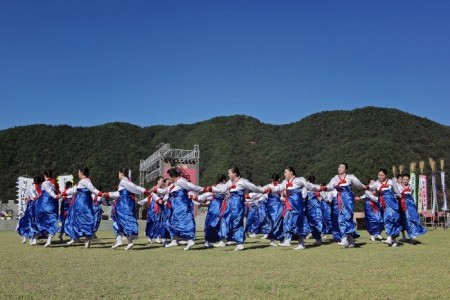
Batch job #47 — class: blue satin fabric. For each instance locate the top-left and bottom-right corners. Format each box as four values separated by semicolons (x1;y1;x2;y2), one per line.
245;202;259;234
221;190;246;244
266;194;284;241
381;189;401;237
204;194;225;243
93;200;103;233
305;192;323;240
257;200;270;234
330;197;342;241
168;189;196;240
115;189;139;237
363;199;384;236
404;194;427;238
337;186;357;238
320;200;332;235
282;188;304;240
17;200;37;239
146;199;165;239
64;188;95;239
34;190;59;236
57;198;71;234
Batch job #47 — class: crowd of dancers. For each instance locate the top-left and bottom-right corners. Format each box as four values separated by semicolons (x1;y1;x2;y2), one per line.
16;163;427;251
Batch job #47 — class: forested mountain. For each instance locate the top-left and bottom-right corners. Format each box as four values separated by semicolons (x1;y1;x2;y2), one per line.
1;106;449;203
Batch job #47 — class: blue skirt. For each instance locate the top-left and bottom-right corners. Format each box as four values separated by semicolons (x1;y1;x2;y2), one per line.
115;189;139;237
146;200;163;239
245;203;259;234
93;202;103;233
381;190;401;237
17;201;37;239
35;191;59;236
282;188;304;240
221;191;245;244
404;195;427;238
337;186;357;238
168;189;195;240
364;200;384;236
162;201;172;239
266;194;284;241
321;200;332;235
257;201;270;234
305;193;323;240
204;195;225;243
64;189;95;239
58;198;71;234
331;197;342;241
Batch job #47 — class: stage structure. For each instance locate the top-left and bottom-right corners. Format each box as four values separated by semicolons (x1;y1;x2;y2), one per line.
139;143;200;195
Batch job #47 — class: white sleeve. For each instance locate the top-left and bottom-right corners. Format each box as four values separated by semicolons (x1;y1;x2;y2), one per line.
270;180;286;193
368;181;378;192
240;179;264;193
137;199;147;206
364;190;378;202
65;186;78;196
295;177;320;191
121;180;146;195
177;179;204;193
197;192;213;202
326;176;338;191
212;181;231;194
82;179;100;195
42;181;57;198
349;174;366;190
108;191;120;199
391;181;402;198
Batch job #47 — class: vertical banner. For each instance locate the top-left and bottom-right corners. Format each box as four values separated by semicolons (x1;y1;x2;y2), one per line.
16;176;34;217
442;171;448;211
431;173;438;214
418;175;428;212
410;172;417;205
57;175;74;192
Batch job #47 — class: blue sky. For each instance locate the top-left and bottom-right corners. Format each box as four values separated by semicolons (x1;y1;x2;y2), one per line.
1;0;449;129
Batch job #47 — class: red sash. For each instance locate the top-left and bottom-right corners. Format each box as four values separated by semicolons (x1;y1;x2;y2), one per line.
283;178;294;211
336;174;347;211
400;185;410;212
377;180;389;209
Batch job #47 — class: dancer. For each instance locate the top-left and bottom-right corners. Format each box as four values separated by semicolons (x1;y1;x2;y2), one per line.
322;163;367;248
368;169;401;247
305;176;323;245
155;168;204;250
355;180;384;242
104;168;149;250
261;174;284;246
60;167;103;248
208;167;264;251
270;167;320;250
398;173;427;243
17;175;43;244
34;170;59;248
57;181;73;241
202;174;228;247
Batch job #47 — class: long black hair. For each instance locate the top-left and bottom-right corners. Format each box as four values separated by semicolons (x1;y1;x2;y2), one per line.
43;169;53;179
216;174;227;184
272;173;280;182
167;168;180;178
229;166;241;177
286;166;296;177
119;167;130;179
79;166;90;177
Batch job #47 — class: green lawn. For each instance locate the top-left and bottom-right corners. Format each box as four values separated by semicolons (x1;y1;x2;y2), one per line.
1;229;449;299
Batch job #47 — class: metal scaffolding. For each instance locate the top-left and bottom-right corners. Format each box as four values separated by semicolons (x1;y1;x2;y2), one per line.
139;143;200;188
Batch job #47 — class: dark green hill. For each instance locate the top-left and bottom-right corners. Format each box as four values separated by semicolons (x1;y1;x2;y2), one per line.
1;107;449;203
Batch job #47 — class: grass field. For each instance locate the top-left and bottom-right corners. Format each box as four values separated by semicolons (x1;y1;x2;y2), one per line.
1;229;449;299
